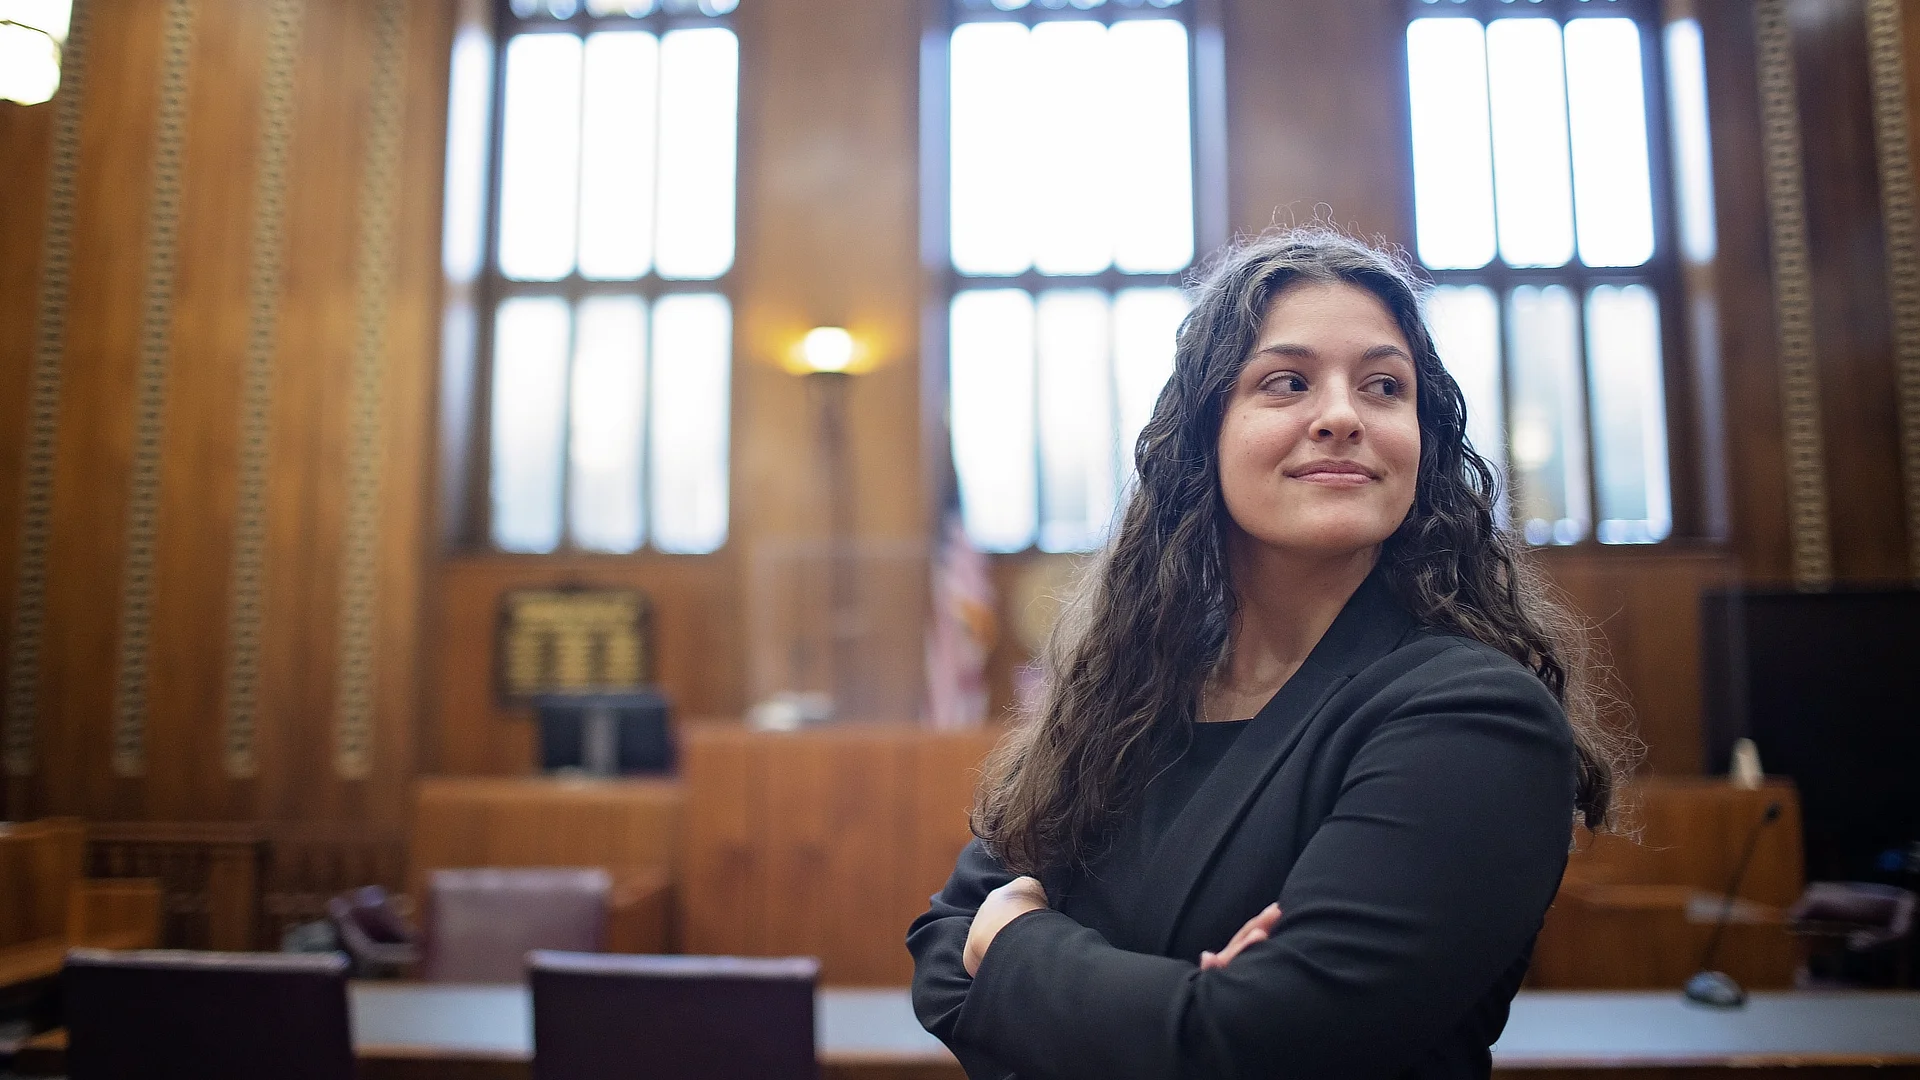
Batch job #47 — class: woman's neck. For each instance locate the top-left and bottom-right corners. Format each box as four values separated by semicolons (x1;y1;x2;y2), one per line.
1203;538;1379;723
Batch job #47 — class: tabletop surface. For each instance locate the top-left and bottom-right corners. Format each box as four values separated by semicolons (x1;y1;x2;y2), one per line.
347;984;1920;1065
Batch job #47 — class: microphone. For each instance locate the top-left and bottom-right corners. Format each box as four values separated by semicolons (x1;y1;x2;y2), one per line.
1684;800;1783;1008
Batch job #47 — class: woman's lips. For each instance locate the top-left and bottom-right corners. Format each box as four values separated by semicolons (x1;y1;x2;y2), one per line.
1286;461;1378;486
1289;471;1374;487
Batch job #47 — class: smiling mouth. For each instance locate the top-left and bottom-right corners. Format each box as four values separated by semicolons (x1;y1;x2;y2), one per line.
1287;461;1379;484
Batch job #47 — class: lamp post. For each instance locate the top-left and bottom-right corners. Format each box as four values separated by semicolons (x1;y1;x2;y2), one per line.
798;328;858;718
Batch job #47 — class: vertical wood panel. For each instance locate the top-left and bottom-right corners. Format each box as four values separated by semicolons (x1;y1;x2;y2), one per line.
0;100;56;817
40;0;170;818
256;0;368;820
1536;549;1736;776
1791;0;1911;582
680;725;769;957
143;0;267;818
762;730;914;983
0;0;444;824
1224;0;1413;243
1700;0;1796;584
906;729;998;918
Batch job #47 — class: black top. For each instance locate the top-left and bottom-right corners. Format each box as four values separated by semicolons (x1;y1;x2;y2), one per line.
907;570;1578;1080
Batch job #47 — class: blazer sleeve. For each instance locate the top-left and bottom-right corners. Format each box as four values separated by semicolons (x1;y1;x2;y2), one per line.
948;646;1577;1080
907;837;1022;1079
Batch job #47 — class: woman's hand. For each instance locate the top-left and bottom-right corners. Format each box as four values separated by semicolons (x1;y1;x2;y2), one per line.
963;876;1049;977
1199;903;1281;970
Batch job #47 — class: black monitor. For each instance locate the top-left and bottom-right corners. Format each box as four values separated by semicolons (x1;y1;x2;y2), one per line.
532;690;674;776
1701;589;1920;883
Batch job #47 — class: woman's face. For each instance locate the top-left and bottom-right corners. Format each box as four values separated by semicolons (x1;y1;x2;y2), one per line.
1216;280;1421;563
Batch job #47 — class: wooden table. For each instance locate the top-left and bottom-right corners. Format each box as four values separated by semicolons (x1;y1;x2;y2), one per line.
17;986;1920;1079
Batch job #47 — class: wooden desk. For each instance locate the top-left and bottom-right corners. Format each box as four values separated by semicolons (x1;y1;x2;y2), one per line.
1531;778;1806;991
17;986;1920;1079
411;775;684;952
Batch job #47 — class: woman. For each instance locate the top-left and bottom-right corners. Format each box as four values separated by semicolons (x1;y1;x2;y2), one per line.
907;229;1628;1080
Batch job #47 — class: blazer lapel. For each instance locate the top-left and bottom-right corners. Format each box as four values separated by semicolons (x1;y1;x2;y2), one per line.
1137;570;1416;955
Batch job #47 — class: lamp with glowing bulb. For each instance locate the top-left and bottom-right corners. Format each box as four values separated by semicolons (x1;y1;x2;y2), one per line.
0;1;75;107
799;326;856;376
793;326;865;719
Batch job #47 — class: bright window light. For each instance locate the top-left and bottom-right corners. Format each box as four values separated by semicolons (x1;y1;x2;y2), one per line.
1037;290;1116;551
655;27;737;279
1587;285;1671;543
648;293;731;553
578;31;660;280
491;297;572;552
569;296;648;552
1487;18;1575;268
951;290;1038;552
497;33;584;281
1506;285;1590;545
1565;18;1654;267
1665;18;1718;265
1407;19;1497;270
1425;284;1506;518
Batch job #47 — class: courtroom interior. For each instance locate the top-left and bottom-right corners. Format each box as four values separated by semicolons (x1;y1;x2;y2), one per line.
1;0;1918;1076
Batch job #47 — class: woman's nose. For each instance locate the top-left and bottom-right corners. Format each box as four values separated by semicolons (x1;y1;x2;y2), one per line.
1311;390;1363;441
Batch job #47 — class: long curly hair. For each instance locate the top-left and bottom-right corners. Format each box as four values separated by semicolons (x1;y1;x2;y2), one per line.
972;228;1631;875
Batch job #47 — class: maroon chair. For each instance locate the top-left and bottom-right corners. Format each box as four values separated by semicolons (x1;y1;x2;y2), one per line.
530;951;820;1080
63;948;353;1080
421;867;610;983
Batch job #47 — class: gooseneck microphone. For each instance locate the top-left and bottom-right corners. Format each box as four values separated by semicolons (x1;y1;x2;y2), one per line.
1684;800;1783;1008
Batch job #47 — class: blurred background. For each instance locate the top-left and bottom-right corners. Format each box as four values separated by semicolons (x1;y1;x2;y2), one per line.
0;0;1916;1018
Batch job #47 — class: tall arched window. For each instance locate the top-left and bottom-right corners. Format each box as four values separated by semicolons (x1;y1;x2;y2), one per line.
447;0;738;555
1406;0;1697;545
930;0;1224;554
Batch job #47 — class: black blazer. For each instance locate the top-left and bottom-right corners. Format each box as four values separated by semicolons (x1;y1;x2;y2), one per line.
907;572;1578;1080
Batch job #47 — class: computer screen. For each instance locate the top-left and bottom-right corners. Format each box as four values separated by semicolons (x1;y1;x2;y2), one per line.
1701;589;1920;883
532;690;675;776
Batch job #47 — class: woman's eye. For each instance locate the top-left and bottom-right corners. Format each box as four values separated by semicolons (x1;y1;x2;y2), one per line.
1372;376;1404;397
1264;373;1307;393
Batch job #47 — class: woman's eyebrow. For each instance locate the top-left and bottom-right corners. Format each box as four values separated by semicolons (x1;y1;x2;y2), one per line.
1362;344;1414;363
1251;342;1413;362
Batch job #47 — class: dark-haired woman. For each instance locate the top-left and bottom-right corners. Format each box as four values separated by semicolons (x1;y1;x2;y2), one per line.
907;229;1630;1080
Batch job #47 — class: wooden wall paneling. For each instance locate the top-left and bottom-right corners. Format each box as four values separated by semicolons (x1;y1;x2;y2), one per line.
1790;0;1912;582
85;821;269;949
1568;779;1805;906
264;819;408;945
256;0;370;820
1698;0;1795;583
679;725;769;958
141;0;268;821
905;729;1000;923
761;729;915;984
367;0;453;826
0;99;55;819
733;0;924;540
1535;548;1736;775
1875;0;1920;583
407;776;681;897
431;555;745;776
38;0;171;819
1222;0;1414;244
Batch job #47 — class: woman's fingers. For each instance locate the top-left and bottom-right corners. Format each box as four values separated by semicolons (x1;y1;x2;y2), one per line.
1200;903;1282;969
